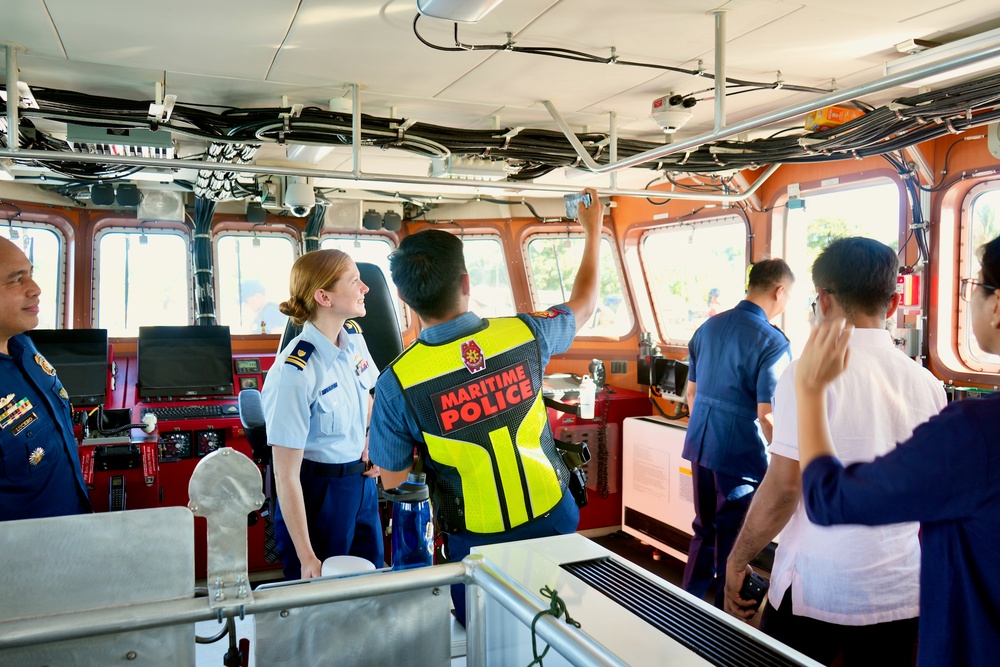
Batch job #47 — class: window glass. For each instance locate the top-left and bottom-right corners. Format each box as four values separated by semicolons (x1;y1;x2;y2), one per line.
97;231;190;336
963;188;1000;366
4;224;63;329
320;235;406;329
525;234;632;337
641;217;747;343
462;236;516;318
216;235;296;335
781;180;900;354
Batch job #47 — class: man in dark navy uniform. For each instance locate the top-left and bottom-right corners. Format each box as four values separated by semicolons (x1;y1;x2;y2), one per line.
0;237;91;520
681;258;794;607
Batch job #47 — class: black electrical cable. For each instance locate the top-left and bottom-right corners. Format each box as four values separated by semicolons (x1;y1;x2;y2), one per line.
412;15;831;95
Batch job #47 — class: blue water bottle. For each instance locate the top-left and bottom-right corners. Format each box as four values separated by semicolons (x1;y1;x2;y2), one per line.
387;473;434;570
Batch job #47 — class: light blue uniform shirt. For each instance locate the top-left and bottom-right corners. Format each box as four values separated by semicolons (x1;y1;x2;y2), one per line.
261;320;378;464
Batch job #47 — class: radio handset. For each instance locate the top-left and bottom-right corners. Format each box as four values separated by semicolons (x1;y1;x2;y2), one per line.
109;475;126;511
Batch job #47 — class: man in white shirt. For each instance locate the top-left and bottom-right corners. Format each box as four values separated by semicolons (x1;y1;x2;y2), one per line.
723;237;947;666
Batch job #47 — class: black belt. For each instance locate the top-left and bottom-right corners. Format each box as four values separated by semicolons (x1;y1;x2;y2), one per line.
300;459;367;477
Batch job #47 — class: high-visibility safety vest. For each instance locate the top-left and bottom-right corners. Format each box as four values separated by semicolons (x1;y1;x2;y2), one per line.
390;317;569;534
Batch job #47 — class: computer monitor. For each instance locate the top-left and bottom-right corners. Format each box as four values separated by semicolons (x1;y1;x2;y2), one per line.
26;328;109;406
137;326;234;400
656;358;689;404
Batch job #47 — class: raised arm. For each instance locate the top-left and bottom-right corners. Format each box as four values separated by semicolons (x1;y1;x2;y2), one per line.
562;187;605;333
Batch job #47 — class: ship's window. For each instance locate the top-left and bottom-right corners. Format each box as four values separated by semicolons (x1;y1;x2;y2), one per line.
96;230;190;336
320;234;407;330
216;233;296;335
959;186;1000;369
640;216;747;344
460;235;516;318
3;223;64;329
524;233;633;338
779;179;901;354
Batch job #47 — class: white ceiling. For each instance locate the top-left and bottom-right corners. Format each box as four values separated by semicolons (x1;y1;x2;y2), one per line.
3;0;1000;202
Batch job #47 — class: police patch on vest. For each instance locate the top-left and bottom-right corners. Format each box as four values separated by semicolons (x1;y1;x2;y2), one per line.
431;361;534;433
461;339;486;374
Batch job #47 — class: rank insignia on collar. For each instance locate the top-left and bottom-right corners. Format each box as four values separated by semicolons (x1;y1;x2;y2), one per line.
34;354;56;376
28;446;44;466
0;394;13;409
461;339;486;374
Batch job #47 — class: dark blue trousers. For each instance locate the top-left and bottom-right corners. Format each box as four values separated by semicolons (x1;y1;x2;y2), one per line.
446;490;580;626
682;463;759;607
274;472;383;580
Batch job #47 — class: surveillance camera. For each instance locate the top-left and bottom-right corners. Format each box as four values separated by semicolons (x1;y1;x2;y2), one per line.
283;175;315;216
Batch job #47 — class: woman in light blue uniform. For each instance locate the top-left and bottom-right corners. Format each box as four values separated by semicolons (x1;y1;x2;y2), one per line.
261;249;382;580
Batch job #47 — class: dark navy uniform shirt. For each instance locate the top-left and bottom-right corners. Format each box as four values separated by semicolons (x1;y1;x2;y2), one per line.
803;392;1000;667
369;307;576;474
682;300;792;481
0;334;91;520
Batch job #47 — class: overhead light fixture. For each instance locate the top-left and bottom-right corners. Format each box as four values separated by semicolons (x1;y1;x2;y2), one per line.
416;0;504;23
885;27;1000;87
429;156;510;181
286;144;336;164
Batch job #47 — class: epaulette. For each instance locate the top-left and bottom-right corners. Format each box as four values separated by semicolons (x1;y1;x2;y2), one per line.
771;323;790;342
344;319;363;334
284;340;315;371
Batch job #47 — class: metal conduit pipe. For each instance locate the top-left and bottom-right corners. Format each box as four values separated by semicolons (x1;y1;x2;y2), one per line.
0;148;780;204
714;10;727;135
5;44;22;153
542;40;1000;175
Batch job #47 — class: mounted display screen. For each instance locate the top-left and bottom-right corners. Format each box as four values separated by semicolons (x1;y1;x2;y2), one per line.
26;328;109;406
137;326;234;400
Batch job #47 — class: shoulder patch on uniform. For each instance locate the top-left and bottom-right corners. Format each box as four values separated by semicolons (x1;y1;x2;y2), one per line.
344;319;363;334
530;306;568;319
771;323;790;342
284;341;315;371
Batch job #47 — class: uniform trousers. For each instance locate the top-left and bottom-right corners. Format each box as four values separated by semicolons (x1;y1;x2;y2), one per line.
682;463;759;607
760;586;919;667
274;469;383;580
446;489;579;626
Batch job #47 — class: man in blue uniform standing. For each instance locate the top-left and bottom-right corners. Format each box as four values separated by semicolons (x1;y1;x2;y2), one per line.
0;237;91;521
682;258;794;607
369;188;603;625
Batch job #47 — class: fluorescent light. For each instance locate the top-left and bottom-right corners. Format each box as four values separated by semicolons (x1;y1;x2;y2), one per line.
429;156;509;181
286;144;335;163
885;27;1000;87
416;0;504;23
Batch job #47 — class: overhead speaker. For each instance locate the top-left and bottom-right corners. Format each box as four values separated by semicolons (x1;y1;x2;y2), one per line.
138;190;185;223
90;183;115;206
115;183;140;207
246;201;267;224
382;211;402;231
362;209;383;230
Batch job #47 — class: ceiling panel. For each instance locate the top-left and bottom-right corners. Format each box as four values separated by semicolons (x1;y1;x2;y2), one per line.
43;0;300;80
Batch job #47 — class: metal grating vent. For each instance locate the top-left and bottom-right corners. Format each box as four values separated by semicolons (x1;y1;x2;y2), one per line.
562;557;805;667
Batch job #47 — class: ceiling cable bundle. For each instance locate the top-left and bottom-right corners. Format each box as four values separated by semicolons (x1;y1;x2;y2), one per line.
3;72;1000;193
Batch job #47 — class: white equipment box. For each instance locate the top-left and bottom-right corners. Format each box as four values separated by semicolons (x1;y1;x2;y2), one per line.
622;416;695;561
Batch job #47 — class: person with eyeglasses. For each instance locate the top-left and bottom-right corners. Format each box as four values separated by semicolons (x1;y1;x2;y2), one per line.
793;233;1000;667
724;238;946;666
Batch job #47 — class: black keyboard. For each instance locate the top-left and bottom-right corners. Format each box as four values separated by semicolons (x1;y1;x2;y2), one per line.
141;404;240;421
